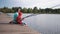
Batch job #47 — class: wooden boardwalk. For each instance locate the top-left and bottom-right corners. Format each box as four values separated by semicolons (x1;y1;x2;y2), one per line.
0;13;41;34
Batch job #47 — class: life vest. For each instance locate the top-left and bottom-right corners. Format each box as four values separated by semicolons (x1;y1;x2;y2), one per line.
16;10;22;24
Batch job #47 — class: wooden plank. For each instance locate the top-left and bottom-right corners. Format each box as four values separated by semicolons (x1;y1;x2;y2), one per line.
0;13;41;34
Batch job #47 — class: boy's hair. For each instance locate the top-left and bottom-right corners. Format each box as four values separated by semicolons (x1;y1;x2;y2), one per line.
16;8;22;12
16;8;20;12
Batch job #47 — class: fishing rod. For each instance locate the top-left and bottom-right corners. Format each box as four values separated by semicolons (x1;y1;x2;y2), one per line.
21;14;39;20
51;4;60;8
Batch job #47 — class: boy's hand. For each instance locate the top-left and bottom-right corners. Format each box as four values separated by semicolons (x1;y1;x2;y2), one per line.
21;18;25;20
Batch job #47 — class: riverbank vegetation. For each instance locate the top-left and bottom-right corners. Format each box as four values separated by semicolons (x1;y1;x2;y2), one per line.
0;7;60;14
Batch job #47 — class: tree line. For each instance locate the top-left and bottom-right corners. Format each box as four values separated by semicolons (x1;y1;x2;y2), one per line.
0;7;60;14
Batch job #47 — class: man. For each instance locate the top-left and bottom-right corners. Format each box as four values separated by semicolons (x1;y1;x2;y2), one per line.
13;10;18;24
10;9;22;24
16;9;23;24
10;8;25;25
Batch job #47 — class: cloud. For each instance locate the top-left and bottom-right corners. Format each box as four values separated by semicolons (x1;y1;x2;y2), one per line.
0;0;60;8
19;0;60;8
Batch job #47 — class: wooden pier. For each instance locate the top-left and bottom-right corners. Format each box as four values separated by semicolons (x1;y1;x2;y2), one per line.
0;13;41;34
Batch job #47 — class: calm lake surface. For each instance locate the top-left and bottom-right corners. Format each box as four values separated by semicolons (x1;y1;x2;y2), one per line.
7;13;60;34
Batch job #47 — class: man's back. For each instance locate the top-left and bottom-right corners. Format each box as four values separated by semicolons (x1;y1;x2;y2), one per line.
14;12;18;21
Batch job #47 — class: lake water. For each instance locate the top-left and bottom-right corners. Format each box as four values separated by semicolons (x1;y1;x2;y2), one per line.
7;13;60;34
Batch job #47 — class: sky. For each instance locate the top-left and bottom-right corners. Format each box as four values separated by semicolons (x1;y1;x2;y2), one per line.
0;0;60;9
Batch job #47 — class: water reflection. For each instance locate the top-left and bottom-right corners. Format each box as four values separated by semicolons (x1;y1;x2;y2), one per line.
23;14;60;34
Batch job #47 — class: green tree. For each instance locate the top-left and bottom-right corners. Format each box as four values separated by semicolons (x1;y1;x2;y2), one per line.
1;7;9;13
56;9;60;14
0;8;1;12
27;8;32;13
10;9;15;13
12;7;22;11
45;8;53;13
22;8;27;13
40;9;45;14
33;7;38;13
38;8;42;13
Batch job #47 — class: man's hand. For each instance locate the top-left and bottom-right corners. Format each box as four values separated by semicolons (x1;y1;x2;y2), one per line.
21;18;25;21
